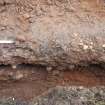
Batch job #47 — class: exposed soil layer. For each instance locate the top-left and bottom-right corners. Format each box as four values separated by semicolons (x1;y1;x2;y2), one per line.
0;0;105;104
0;65;104;102
0;86;105;105
0;0;105;67
32;86;105;105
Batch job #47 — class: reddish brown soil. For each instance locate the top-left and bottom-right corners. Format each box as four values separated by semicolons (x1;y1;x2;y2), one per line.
0;0;105;103
0;65;104;102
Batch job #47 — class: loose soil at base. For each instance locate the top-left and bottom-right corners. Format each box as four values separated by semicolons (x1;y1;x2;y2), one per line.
0;65;104;102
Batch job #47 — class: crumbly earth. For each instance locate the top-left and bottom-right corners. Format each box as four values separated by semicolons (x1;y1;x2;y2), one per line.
0;65;104;102
0;98;28;105
0;86;105;105
0;1;105;105
32;86;105;105
0;0;105;68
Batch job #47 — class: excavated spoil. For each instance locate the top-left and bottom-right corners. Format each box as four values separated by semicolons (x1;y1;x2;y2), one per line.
0;0;105;68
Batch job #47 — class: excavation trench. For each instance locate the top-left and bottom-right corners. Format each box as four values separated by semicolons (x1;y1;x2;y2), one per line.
0;0;105;103
0;64;104;102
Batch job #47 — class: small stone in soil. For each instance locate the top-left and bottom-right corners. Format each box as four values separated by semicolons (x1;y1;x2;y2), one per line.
68;65;75;70
46;66;53;72
15;71;24;80
52;70;60;76
9;71;24;80
11;65;17;69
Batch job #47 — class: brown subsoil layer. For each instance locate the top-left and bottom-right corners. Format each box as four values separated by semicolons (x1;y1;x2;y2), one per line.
0;65;104;102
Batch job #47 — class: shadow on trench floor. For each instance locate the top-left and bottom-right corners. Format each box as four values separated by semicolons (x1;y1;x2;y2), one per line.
0;64;104;102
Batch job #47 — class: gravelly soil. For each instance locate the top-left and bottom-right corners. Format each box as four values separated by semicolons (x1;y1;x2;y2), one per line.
32;86;105;105
0;0;105;67
0;86;105;105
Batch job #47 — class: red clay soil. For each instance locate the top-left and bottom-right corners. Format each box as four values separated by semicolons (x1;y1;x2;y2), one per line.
0;65;104;102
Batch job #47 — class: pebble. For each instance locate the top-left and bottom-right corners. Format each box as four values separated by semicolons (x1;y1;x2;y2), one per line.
102;44;105;48
79;86;84;89
68;65;75;70
46;66;52;72
12;71;24;80
52;70;60;76
12;98;15;101
23;13;31;19
11;65;17;69
74;33;78;37
83;45;88;50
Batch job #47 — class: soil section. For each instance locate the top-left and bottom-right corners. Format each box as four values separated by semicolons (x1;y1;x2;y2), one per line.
0;0;105;67
0;65;104;102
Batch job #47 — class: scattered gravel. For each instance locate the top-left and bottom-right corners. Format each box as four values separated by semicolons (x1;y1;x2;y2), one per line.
32;86;105;105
